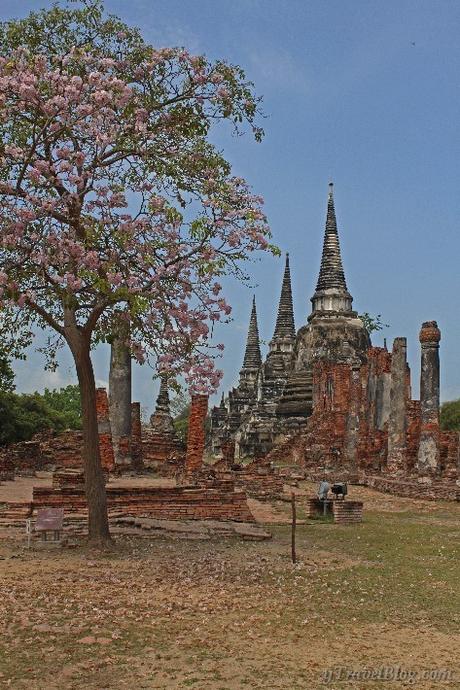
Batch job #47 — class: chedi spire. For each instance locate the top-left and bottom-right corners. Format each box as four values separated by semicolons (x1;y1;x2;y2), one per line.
242;296;262;369
310;182;353;316
273;253;296;340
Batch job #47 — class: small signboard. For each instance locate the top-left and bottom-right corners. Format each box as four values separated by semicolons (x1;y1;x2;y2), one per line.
35;508;64;532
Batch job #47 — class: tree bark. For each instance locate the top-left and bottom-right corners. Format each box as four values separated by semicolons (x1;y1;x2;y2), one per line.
67;330;111;546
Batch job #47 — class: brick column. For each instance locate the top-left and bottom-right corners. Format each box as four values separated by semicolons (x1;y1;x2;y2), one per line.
387;338;407;474
185;394;208;473
343;366;361;473
417;321;441;477
131;402;143;470
457;432;460;482
96;387;115;471
221;438;236;467
109;328;132;468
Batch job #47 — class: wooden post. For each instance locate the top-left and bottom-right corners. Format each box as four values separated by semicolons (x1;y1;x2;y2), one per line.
291;492;297;564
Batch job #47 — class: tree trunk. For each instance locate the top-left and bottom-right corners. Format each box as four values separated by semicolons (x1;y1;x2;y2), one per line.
68;334;111;546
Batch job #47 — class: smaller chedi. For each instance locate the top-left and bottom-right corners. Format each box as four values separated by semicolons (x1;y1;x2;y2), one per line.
142;376;184;468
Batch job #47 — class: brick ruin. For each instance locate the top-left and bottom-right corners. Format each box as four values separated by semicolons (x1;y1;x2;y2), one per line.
1;182;458;509
0;326;268;524
210;183;460;500
0;376;259;525
0;379;185;476
32;478;256;523
143;377;185;469
185;394;209;473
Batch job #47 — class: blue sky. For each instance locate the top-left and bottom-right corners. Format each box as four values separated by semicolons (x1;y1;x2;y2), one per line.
2;0;459;413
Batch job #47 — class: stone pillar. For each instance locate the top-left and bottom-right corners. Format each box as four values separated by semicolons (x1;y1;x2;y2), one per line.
343;365;361;474
387;338;407;474
417;321;441;477
185;394;208;473
109;327;132;468
96;387;115;472
375;353;391;431
221;438;236;467
457;433;460;484
131;402;143;470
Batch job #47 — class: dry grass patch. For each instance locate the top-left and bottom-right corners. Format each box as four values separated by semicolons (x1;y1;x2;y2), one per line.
0;492;459;689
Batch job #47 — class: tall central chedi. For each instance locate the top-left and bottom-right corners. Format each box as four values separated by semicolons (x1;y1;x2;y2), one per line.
210;183;371;458
302;182;369;361
277;183;370;419
311;181;353;313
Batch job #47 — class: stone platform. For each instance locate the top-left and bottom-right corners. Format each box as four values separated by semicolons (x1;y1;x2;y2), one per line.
0;474;257;527
31;480;256;523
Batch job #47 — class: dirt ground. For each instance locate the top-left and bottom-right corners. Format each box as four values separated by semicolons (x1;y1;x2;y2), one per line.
0;481;459;689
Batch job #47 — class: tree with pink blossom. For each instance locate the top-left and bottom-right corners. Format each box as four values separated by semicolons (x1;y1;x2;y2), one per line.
0;1;274;545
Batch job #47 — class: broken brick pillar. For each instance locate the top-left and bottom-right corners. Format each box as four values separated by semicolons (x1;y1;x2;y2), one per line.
417;321;441;477
343;365;361;474
131;402;143;470
96;387;115;472
185;394;208;473
387;338;408;474
109;324;132;468
221;438;236;467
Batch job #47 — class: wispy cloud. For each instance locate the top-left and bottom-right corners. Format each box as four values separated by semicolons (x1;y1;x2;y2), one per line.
248;48;310;96
13;364;76;394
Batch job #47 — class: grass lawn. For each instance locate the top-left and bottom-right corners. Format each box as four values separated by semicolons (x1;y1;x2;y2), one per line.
0;486;459;689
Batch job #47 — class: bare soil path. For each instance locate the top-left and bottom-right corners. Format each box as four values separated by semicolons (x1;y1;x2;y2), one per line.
0;479;459;689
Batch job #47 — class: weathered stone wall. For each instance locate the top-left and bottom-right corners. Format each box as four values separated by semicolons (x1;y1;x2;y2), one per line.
359;474;458;502
219;461;285;500
264;331;458;492
32;478;256;522
0;430;84;474
142;430;185;468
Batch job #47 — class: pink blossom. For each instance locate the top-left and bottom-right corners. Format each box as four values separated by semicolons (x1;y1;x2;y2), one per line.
0;43;271;394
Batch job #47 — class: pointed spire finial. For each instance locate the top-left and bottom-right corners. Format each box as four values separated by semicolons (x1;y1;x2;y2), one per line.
315;183;348;293
241;296;262;369
272;252;295;340
310;183;353;316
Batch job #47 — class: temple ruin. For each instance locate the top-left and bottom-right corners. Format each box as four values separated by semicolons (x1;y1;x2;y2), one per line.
0;183;458;508
210;183;459;499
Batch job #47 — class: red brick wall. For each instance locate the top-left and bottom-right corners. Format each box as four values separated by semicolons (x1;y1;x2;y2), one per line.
185;394;208;472
32;479;256;523
96;388;115;471
131;402;143;469
333;500;363;524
